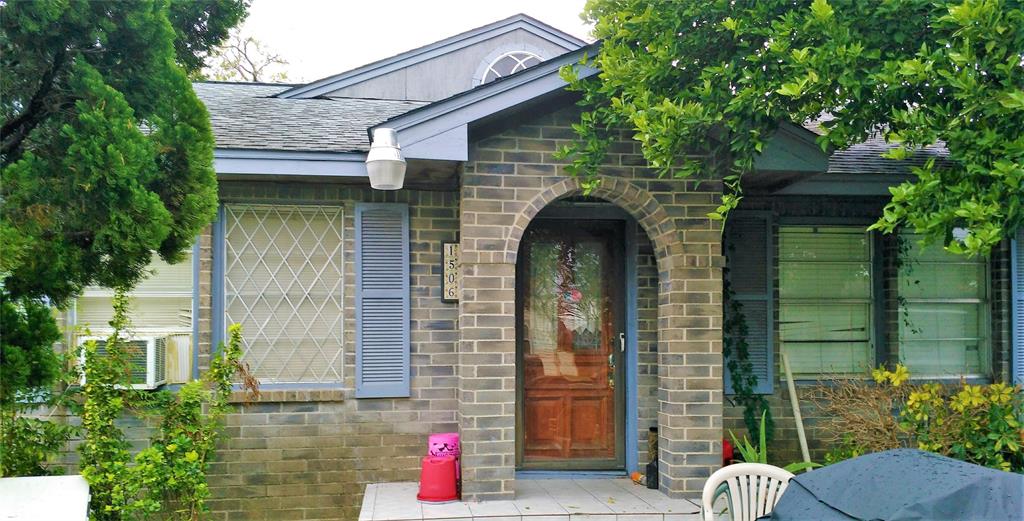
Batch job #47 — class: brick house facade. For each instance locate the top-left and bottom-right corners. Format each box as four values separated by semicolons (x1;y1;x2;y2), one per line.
59;14;1024;521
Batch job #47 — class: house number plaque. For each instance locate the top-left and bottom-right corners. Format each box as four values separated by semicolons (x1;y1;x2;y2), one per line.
442;242;459;303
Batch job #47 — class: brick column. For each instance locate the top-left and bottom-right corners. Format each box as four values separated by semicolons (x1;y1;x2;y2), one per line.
458;171;519;499
457;261;516;499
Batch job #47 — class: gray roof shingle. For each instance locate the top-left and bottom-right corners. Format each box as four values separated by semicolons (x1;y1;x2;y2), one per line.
804;120;950;175
195;81;950;174
827;136;949;175
194;82;427;153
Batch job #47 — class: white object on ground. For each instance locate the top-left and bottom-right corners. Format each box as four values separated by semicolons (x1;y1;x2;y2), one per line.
701;462;794;521
0;475;90;521
781;352;812;466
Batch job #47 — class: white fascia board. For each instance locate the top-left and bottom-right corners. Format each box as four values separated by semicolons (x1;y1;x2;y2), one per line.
214;149;368;177
278;18;584;99
403;125;468;161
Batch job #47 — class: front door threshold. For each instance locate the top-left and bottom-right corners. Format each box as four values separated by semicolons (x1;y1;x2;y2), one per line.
516;470;627;480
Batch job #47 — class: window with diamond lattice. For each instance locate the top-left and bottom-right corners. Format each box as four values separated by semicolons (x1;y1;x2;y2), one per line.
224;205;344;383
480;51;542;84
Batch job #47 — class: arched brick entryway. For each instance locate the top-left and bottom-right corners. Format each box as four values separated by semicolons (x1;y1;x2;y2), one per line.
459;171;723;500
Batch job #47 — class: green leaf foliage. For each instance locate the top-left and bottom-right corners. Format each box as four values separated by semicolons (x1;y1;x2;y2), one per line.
0;0;246;305
79;292;259;520
566;0;1024;256
0;288;80;477
0;289;61;407
167;0;250;75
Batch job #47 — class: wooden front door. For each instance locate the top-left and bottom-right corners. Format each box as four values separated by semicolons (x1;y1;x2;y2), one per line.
516;219;625;470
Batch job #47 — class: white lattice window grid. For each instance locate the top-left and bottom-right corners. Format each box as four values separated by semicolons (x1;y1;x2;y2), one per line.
224;204;344;383
480;51;542;84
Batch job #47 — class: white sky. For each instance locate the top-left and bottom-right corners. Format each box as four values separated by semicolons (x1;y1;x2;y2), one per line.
237;0;594;83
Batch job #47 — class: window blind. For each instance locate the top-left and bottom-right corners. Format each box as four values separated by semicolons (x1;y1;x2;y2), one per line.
779;226;873;376
898;234;988;377
76;252;193;332
224;205;344;384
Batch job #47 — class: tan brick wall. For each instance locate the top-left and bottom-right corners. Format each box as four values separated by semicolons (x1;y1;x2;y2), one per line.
636;234;660;467
458;106;725;499
199;182;460;521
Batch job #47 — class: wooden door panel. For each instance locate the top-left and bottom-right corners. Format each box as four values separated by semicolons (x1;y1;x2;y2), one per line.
517;220;624;468
524;395;566;457
568;396;613;457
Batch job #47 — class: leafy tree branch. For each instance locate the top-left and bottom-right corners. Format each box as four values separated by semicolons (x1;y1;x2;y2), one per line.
1;0;247;306
563;0;1023;256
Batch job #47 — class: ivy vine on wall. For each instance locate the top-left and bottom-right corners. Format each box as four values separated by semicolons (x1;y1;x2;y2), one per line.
723;261;774;446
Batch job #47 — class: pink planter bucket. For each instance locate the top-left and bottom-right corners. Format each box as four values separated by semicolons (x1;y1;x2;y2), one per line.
428;433;460;497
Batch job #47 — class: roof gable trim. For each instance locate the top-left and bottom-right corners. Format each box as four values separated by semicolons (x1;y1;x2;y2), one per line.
276;15;586;100
374;46;598;161
214;149;367;177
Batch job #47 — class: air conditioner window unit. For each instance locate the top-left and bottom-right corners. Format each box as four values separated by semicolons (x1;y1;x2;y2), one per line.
78;335;168;390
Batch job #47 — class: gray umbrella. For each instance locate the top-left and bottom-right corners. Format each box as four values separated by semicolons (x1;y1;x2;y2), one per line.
767;449;1024;521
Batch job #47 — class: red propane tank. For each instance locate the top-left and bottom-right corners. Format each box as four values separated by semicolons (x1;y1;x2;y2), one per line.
416;455;458;503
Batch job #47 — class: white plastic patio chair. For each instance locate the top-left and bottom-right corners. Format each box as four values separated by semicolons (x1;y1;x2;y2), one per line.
701;463;794;521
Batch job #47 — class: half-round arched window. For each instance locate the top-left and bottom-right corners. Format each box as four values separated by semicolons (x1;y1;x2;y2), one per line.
480;51;542;84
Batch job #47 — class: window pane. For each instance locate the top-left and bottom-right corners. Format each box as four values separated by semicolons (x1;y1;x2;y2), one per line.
779;227;869;262
76;251;194;332
898;234;987;377
481;51;542;84
901;262;985;299
779;262;871;300
901;303;982;376
901;303;979;341
779;226;872;376
225;205;344;383
77;295;192;331
901;340;983;376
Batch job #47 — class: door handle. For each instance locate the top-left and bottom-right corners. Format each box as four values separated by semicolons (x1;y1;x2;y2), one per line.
619;332;625;353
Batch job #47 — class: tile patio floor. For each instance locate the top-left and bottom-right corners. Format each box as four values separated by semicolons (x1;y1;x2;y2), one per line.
359;479;703;521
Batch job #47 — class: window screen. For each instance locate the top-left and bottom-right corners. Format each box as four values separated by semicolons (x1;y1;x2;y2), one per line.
898;234;988;377
779;226;873;376
224;205;344;383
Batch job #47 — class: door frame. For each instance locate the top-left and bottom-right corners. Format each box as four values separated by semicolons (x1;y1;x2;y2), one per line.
514;202;640;473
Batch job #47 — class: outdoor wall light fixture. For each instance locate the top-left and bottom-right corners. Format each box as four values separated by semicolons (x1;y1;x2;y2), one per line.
366;128;406;190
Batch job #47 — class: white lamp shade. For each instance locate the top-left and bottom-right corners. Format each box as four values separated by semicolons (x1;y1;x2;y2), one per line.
366;128;406;190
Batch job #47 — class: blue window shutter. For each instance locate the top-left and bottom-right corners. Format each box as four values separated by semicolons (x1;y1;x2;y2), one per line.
724;212;774;394
1013;229;1024;385
355;203;410;398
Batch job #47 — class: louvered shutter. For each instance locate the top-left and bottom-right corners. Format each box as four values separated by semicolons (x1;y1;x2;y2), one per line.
355;203;410;398
1013;229;1024;385
724;212;774;394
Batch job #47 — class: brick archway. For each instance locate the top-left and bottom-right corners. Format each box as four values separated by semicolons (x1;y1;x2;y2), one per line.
502;176;683;270
459;139;723;502
478;175;716;498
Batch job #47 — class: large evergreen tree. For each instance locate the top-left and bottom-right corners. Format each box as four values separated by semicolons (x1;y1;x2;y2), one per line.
1;0;248;305
566;0;1023;255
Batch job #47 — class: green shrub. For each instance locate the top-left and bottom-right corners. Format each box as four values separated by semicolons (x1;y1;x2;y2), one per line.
80;291;258;520
0;288;79;477
816;364;1024;472
901;381;1023;472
